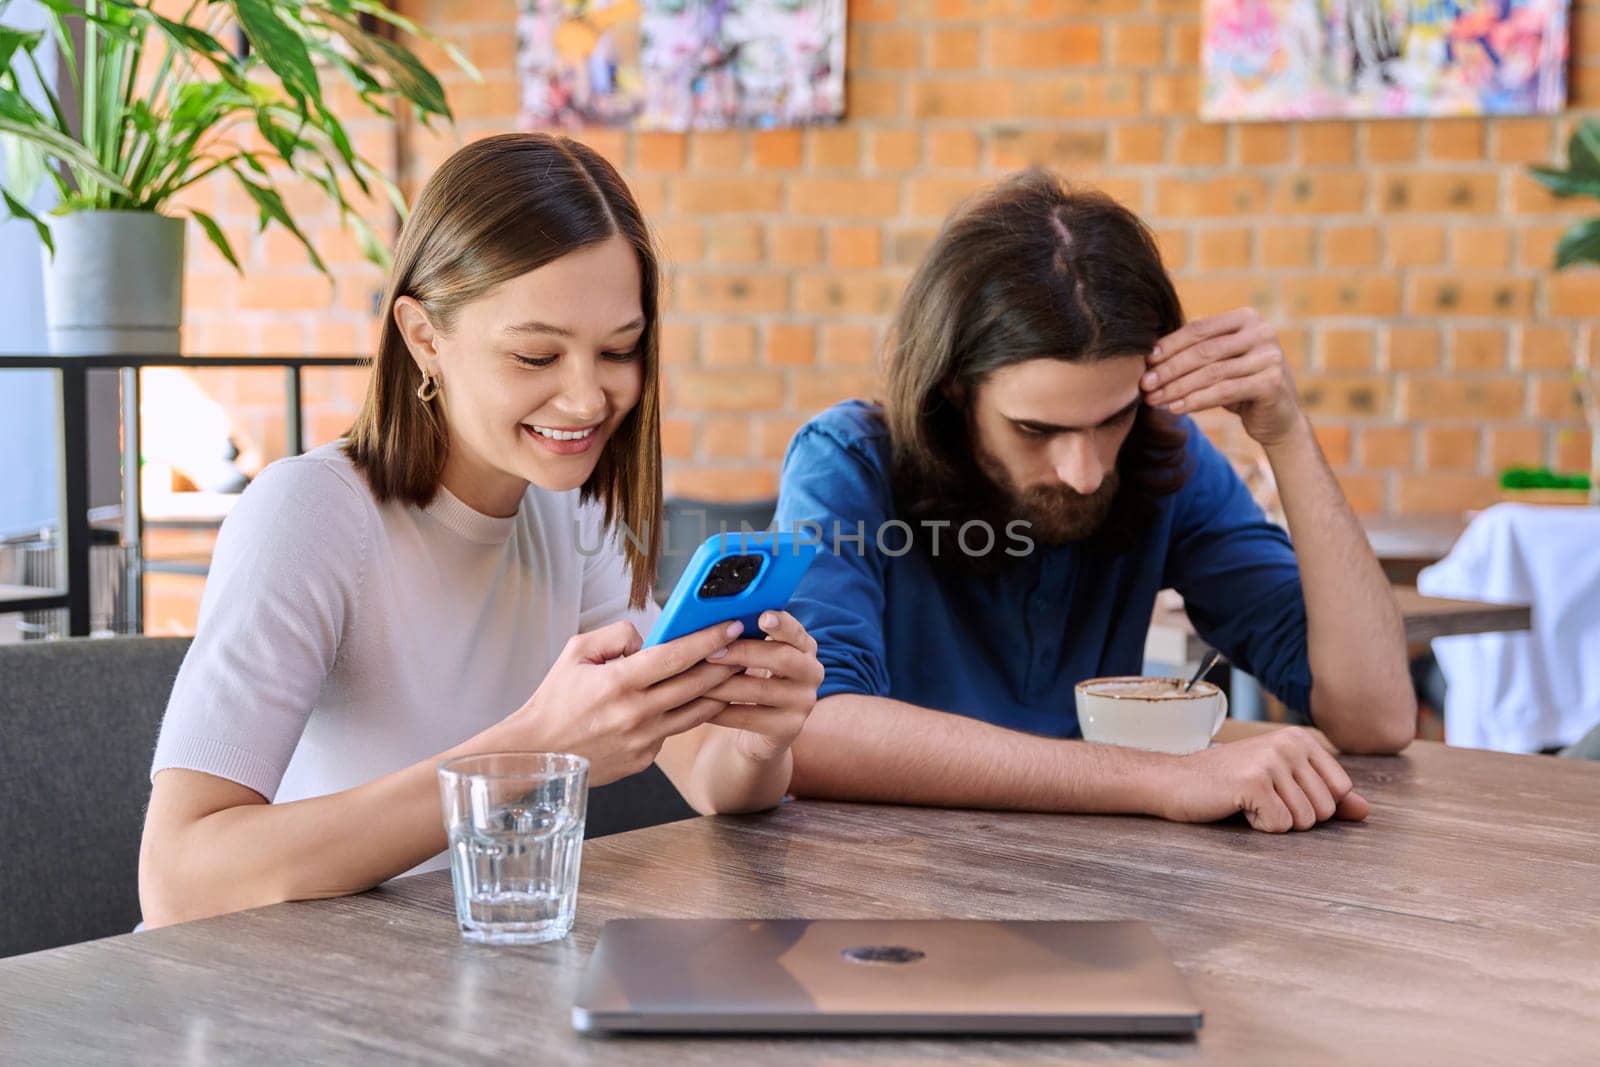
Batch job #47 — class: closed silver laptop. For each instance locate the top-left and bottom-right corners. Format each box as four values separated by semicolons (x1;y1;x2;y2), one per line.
572;918;1202;1035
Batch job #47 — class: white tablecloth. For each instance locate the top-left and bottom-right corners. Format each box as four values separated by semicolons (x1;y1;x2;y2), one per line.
1418;504;1600;752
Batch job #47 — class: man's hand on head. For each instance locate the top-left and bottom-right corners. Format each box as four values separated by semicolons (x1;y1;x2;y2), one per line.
1141;307;1309;449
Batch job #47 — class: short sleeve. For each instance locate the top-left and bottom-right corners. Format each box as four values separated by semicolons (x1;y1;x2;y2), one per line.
1163;428;1312;717
773;423;894;700
150;457;373;799
576;500;661;639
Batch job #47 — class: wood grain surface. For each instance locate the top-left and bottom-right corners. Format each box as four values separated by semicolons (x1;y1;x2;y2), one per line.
3;741;1597;1064
1390;586;1533;645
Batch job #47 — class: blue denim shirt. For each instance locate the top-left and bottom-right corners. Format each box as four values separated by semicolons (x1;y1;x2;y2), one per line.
773;400;1313;736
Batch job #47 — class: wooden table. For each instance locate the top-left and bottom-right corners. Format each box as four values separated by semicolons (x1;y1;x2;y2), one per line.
4;742;1597;1062
1147;586;1532;666
1393;586;1533;644
1362;515;1467;586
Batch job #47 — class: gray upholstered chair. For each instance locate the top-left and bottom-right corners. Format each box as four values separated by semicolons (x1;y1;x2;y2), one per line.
0;636;694;958
0;637;189;958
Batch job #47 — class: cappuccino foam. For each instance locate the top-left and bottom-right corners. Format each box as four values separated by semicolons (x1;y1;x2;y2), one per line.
1086;678;1211;700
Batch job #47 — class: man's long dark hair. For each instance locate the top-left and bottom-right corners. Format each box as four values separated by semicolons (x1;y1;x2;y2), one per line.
882;168;1191;559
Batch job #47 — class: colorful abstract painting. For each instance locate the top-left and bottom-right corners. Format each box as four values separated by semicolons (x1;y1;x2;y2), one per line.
640;0;845;130
517;0;646;128
517;0;845;130
1202;0;1570;121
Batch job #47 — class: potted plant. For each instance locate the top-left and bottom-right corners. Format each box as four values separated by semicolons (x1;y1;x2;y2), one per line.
1497;466;1592;506
1530;123;1600;506
0;0;471;354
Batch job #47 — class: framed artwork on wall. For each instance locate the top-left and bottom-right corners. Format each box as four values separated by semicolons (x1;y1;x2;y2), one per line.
517;0;647;128
1202;0;1570;121
517;0;845;130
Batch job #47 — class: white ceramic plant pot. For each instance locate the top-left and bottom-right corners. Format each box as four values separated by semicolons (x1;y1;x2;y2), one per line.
41;210;185;355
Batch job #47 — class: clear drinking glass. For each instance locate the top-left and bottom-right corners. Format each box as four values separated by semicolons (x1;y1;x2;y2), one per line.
437;752;589;945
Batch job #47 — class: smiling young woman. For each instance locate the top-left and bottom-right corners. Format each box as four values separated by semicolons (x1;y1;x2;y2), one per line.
138;134;824;928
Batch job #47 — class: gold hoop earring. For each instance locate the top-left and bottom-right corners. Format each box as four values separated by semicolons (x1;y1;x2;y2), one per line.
416;372;439;403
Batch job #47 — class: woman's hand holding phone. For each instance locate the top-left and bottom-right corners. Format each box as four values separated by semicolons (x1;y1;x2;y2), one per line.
701;610;825;762
487;618;745;786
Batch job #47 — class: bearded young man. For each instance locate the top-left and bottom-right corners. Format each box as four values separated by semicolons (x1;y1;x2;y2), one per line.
773;170;1415;834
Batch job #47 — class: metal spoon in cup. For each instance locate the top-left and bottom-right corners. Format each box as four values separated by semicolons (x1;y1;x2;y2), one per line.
1183;650;1225;693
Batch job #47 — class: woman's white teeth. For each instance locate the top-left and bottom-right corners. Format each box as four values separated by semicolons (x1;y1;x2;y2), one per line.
530;425;595;441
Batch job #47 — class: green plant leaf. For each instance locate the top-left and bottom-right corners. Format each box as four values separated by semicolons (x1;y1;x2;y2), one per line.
256;109;306;164
1528;165;1600;201
32;0;140;38
0;129;48;203
305;38;382;95
0;85;52;131
346;208;390;269
366;33;451;118
321;12;451;119
1567;121;1600;178
0;87;132;196
33;4;79;92
140;8;231;60
231;0;322;107
347;0;481;82
1555;218;1600;269
312;101;367;194
303;37;392;116
0;25;46;74
189;208;242;272
231;168;329;275
168;79;243;130
127;100;160;137
1;186;53;254
21;42;72;138
363;161;408;219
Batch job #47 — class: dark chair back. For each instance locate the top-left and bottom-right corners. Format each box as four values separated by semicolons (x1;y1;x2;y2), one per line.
656;496;779;604
0;637;189;958
0;637;694;958
588;765;697;837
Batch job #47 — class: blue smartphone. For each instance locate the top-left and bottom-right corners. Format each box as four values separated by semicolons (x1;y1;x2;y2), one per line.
644;531;819;647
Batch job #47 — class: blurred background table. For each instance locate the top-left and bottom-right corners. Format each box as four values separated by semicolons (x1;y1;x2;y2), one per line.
1145;586;1531;672
1362;515;1468;585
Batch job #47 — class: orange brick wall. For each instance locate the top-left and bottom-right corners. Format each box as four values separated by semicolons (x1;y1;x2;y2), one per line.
178;0;1600;519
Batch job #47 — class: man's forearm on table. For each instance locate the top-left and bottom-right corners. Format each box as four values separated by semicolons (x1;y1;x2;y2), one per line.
1263;418;1415;754
789;693;1177;814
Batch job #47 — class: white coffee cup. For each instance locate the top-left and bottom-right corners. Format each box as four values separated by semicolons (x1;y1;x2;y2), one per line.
1074;676;1228;755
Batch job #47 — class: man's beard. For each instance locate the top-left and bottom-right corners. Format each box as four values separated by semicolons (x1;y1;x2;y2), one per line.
978;449;1121;545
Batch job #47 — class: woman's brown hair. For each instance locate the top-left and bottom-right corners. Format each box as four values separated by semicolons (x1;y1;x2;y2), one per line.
345;132;663;607
883;167;1191;555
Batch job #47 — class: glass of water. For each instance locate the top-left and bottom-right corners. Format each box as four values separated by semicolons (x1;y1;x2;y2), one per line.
437;752;589;945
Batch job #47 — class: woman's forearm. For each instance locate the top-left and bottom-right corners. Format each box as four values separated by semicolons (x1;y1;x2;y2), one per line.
145;724;791;926
140;730;496;928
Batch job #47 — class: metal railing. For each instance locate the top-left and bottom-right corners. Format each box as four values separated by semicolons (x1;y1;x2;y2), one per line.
0;353;368;636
